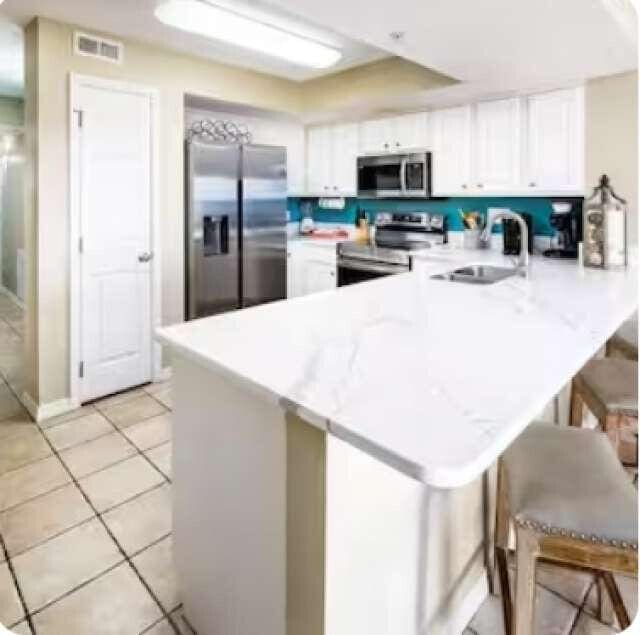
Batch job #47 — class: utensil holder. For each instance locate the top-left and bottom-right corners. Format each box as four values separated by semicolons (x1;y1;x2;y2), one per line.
463;229;482;249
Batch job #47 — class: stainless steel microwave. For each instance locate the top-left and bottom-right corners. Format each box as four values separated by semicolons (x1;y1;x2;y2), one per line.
357;151;432;198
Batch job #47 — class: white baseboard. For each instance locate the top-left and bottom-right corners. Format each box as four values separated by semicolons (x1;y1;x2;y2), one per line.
22;392;79;423
0;284;24;309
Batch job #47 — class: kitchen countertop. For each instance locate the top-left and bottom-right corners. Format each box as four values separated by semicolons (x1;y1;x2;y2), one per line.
157;246;638;488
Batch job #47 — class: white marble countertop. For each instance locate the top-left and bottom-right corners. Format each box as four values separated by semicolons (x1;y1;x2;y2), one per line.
157;246;638;488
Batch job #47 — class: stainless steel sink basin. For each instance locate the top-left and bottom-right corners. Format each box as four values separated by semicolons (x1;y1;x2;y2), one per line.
431;264;516;285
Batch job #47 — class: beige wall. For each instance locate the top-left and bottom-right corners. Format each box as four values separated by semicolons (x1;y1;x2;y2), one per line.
1;133;25;297
26;17;303;405
585;71;638;242
300;57;456;122
0;97;24;128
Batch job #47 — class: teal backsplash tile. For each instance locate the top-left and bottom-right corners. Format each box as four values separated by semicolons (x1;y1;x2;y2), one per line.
287;196;584;235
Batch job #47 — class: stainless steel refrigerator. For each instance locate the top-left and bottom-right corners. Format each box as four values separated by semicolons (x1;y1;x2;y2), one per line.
185;141;287;320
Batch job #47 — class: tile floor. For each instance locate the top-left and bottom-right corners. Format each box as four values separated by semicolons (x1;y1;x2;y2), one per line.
0;291;635;634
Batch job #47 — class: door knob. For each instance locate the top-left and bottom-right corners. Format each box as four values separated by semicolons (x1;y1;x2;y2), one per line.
138;252;153;263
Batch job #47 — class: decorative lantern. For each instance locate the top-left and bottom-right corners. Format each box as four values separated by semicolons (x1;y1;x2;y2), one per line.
583;175;628;269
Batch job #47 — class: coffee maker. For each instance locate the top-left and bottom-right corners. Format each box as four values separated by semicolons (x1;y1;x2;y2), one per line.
543;200;582;259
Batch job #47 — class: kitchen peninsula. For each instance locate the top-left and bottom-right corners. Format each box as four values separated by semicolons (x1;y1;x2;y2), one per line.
157;248;637;635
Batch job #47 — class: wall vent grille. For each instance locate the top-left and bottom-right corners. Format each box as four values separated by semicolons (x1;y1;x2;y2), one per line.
73;32;124;64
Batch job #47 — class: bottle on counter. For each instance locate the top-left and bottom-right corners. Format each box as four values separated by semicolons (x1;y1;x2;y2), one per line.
355;207;370;245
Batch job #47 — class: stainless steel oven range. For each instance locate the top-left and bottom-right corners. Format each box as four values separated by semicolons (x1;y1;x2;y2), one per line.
337;212;447;287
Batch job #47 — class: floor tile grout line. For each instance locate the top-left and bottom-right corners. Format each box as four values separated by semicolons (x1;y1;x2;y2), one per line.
20;558;126;623
4;478;169;567
108;418;172;485
46;426;122;455
1;442;168;532
25;419;180;635
569;580;596;634
127;530;173;561
0;530;37;635
5;513;98;563
0;479;73;518
36;406;99;432
0;451;57;481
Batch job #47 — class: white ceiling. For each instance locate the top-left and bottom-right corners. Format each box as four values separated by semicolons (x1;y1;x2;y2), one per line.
266;0;638;88
0;17;23;97
0;0;636;104
0;0;387;85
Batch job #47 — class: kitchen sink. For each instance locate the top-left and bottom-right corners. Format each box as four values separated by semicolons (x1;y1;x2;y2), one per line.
431;264;516;285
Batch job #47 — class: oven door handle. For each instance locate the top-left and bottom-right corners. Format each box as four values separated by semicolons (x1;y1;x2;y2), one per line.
400;158;408;195
338;257;409;275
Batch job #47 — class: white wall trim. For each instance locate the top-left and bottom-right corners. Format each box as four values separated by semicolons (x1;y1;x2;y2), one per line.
69;73;162;405
22;391;80;423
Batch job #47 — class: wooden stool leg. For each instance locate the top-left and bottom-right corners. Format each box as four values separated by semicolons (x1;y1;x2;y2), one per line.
495;546;513;634
597;573;615;626
570;384;584;427
514;526;538;635
602;572;631;630
603;413;623;459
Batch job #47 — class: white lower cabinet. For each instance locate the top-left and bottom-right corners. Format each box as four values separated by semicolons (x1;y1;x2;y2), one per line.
287;244;337;298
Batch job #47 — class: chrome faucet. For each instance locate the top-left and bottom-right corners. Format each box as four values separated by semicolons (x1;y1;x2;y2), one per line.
480;211;530;273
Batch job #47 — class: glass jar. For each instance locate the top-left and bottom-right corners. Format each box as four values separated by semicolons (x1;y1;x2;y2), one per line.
583;175;628;270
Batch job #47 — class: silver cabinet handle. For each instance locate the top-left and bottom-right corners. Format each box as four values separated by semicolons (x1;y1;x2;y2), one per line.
461;184;468;189
477;183;484;188
528;182;536;187
138;252;153;263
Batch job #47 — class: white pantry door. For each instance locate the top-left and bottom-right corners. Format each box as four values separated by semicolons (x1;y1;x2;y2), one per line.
76;83;153;403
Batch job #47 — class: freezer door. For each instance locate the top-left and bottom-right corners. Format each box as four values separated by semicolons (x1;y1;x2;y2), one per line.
185;141;240;319
241;145;287;308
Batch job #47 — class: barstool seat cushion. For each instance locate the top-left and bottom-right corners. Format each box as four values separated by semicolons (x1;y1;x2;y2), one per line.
578;358;638;416
503;424;638;548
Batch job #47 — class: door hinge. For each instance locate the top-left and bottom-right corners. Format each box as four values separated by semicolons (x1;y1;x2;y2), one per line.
79;361;84;378
78;236;83;254
74;109;83;128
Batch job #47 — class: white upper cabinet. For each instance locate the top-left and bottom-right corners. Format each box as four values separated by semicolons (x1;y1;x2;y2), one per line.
306;123;359;195
430;105;473;195
473;98;521;191
359;113;428;154
331;123;360;195
526;87;584;193
306;126;332;194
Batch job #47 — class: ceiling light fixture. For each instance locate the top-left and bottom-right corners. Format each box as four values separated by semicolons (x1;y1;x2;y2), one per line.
155;0;342;69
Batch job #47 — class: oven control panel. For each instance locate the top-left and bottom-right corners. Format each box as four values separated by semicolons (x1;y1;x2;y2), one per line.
374;212;447;239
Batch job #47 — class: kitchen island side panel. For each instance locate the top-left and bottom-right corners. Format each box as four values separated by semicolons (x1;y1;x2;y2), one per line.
172;354;326;635
326;435;489;635
172;354;288;635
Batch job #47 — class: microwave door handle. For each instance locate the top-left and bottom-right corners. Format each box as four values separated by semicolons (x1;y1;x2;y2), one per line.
400;158;407;194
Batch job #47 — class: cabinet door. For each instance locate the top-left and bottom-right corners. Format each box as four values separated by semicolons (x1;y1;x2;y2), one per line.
286;250;298;298
474;98;521;191
430;105;472;195
360;118;394;154
392;112;429;151
331;123;359;195
306;126;332;194
284;126;306;195
301;258;337;294
526;88;584;192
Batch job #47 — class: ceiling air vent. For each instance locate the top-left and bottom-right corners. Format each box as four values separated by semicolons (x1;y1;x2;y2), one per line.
73;32;124;64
